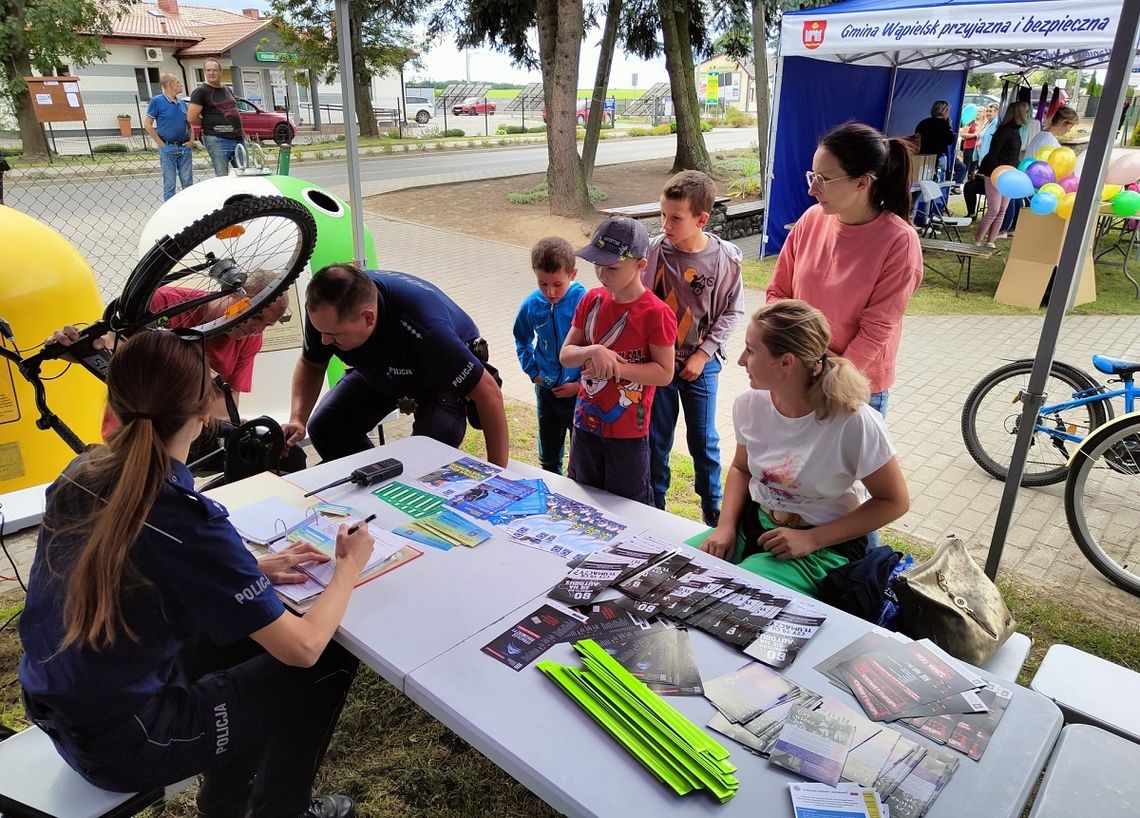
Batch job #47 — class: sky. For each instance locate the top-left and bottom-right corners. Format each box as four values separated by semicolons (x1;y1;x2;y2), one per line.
202;0;670;88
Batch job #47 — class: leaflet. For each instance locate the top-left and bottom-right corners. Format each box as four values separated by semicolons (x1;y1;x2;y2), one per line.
448;475;537;519
415;457;501;497
788;782;889;818
769;705;856;787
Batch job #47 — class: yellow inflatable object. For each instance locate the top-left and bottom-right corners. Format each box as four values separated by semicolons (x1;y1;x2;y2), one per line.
0;206;106;492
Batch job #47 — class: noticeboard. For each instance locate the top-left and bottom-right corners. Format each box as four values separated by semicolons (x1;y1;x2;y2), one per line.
24;76;87;124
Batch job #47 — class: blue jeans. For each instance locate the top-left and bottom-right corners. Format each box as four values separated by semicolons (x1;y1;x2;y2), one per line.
159;144;193;201
203;134;243;178
535;385;576;475
649;356;723;521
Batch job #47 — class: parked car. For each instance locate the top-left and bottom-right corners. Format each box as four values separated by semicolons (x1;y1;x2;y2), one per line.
542;104;615;125
964;93;1000;111
452;96;496;115
403;95;435;125
188;97;295;144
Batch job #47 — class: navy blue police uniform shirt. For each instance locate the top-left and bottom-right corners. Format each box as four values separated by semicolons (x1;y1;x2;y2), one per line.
302;270;485;398
18;454;284;727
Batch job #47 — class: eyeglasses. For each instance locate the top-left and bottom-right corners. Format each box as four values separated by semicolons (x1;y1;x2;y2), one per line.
805;171;852;190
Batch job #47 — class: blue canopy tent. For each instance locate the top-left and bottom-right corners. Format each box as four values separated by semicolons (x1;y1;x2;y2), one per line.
764;0;1126;256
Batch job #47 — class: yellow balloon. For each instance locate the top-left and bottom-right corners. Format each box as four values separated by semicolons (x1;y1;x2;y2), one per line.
1039;182;1066;198
1055;192;1077;220
1102;184;1124;201
1048;147;1077;180
1036;147;1056;162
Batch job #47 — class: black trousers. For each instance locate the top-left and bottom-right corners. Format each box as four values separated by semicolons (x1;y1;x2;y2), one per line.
25;637;359;818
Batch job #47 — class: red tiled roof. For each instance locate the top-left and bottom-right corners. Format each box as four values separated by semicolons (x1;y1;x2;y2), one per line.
108;2;265;48
177;20;271;56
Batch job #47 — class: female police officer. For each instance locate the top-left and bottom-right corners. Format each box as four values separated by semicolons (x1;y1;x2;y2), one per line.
19;330;372;818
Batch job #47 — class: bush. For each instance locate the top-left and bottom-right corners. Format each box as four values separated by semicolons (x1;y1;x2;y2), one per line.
706;118;722;129
727;155;762;198
93;142;128;153
725;106;757;128
700;120;713;133
600;121;614;130
442;128;465;137
649;124;672;136
0;147;22;157
385;129;401;139
628;127;650;137
495;125;509;135
507;180;609;205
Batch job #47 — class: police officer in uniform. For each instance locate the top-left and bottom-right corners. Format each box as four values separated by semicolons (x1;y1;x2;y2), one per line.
19;330;372;818
282;264;509;467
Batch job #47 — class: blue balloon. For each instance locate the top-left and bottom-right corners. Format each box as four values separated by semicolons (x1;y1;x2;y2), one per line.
1030;191;1059;215
1017;158;1036;172
997;169;1035;199
960;103;978;126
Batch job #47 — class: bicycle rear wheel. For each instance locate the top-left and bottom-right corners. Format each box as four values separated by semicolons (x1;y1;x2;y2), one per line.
1065;414;1140;596
960;360;1107;486
119;195;316;338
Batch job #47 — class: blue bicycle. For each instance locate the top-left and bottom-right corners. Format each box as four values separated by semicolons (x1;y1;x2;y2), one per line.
961;355;1140;486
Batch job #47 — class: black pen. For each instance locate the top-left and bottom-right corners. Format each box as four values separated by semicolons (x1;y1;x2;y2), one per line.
347;513;377;535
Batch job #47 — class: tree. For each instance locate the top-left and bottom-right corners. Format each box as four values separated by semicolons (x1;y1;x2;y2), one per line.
430;0;593;215
581;0;621;182
270;0;418;138
968;71;997;95
0;0;132;160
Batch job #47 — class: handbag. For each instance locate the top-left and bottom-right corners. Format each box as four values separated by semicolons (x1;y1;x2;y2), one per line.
892;535;1017;665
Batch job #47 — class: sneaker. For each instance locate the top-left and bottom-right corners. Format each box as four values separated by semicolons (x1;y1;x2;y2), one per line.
703;508;721;529
300;795;356;818
986;241;997;249
950;185;962;195
994;232;1009;240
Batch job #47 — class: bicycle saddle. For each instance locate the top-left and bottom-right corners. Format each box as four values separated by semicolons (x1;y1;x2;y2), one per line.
1092;354;1140;377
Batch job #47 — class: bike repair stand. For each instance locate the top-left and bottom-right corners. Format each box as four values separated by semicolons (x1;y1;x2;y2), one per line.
231;142;273;177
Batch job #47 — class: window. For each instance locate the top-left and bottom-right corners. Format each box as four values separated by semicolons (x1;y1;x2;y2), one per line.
195;68;205;84
134;67;161;100
237;99;256;112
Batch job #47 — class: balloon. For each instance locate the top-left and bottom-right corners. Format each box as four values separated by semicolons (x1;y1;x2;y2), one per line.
1036;147;1056;162
1047;147;1078;179
1059;174;1081;194
1106;153;1140;185
1030;191;1059;216
1101;184;1123;201
1111;190;1140;217
1025;160;1056;189
1017;158;1036;172
1129;183;1140;193
960;104;978;126
1056;192;1077;220
990;164;1016;185
996;168;1035;198
1039;182;1066;198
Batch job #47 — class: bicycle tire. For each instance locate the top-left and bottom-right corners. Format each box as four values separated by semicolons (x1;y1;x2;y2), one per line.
960;359;1107;486
119;195;316;339
1064;413;1140;596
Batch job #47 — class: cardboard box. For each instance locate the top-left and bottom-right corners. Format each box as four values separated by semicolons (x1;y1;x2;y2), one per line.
994;211;1096;308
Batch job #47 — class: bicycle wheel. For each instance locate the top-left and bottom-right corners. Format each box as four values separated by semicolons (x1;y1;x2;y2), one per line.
961;359;1108;486
118;195;316;338
1065;414;1140;596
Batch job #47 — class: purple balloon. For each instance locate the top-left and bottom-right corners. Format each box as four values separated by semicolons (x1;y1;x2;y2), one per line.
1025;161;1056;189
1059;174;1081;193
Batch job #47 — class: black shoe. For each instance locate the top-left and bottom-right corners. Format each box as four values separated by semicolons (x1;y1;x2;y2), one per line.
301;795;355;818
703;509;721;528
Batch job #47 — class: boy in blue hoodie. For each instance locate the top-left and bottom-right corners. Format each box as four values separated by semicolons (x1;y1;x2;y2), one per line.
514;236;587;474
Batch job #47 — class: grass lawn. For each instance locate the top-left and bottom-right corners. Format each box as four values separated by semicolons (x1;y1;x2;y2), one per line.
1;398;1138;817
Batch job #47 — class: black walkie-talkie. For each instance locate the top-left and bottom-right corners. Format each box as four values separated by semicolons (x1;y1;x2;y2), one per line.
303;458;403;497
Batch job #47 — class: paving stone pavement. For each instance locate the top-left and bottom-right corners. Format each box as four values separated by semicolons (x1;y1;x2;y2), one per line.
364;213;1140;621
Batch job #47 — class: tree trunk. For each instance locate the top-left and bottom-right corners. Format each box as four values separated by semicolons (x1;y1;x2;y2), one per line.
751;0;769;171
658;0;711;174
11;45;49;160
350;2;379;137
536;0;591;217
582;0;621;182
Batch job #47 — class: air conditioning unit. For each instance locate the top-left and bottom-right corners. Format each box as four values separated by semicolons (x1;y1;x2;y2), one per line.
144;47;163;63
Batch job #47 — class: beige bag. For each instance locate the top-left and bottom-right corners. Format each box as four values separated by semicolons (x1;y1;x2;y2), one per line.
893;536;1017;665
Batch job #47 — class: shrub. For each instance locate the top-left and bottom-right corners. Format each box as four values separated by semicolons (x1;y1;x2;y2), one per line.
600;121;614;130
508;180;609;205
0;147;23;157
94;142;128;153
700;120;713;132
385;129;401;139
442;128;465;137
727;155;762;198
649;124;672;136
706;118;722;129
725;106;757;128
669;121;678;134
628;127;650;137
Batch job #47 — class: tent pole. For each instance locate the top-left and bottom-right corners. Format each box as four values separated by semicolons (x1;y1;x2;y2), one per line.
984;4;1140;580
760;42;786;259
882;52;899;132
335;0;367;266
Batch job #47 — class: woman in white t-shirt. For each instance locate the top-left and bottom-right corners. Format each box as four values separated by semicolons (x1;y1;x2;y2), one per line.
1024;106;1079;161
698;300;910;596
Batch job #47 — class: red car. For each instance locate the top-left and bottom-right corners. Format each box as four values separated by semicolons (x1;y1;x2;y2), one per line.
189;97;296;144
542;105;614;125
452;96;496;116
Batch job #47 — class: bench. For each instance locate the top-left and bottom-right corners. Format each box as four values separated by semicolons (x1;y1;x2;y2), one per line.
978;631;1031;683
1028;724;1140;818
919;237;995;292
1030;644;1140;742
724;199;765;218
599;195;730;220
0;725;192;817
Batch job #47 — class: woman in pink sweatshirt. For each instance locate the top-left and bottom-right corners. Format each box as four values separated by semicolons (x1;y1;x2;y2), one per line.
767;123;923;417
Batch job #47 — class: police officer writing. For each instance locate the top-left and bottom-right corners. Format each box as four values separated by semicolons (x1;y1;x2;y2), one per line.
282;264;509;466
19;331;371;818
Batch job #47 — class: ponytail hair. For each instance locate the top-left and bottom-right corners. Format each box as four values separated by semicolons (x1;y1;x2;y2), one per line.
56;331;212;650
752;300;870;421
819;122;914;221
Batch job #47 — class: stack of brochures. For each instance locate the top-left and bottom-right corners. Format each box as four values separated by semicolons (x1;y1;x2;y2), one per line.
537;639;739;803
547;534;829;668
703;660;959;818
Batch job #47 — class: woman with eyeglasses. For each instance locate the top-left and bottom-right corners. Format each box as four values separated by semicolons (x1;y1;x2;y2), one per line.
19;330;372;818
766;122;923;418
